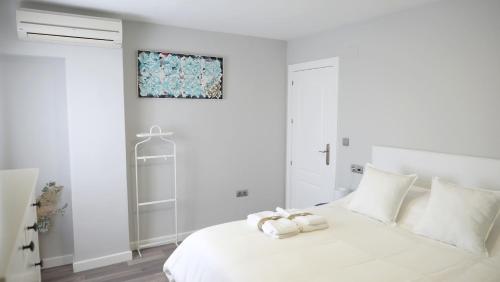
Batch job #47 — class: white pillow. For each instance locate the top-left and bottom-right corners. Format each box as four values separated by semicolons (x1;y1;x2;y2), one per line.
348;164;417;223
486;208;500;256
396;185;430;230
414;178;500;255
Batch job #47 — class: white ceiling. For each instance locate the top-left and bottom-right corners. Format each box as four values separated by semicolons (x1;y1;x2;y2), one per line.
26;0;439;40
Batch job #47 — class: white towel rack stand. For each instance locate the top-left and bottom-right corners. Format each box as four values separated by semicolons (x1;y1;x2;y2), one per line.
134;125;178;257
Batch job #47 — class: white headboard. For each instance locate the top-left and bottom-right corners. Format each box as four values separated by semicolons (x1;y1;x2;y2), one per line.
372;146;500;190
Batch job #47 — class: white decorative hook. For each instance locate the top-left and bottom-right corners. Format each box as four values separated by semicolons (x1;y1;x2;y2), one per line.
149;125;162;135
136;125;173;138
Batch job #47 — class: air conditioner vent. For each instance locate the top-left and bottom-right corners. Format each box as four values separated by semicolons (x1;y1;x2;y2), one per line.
28;32;114;41
17;9;122;48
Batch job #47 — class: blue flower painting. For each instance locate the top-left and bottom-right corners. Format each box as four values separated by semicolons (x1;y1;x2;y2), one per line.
138;50;223;99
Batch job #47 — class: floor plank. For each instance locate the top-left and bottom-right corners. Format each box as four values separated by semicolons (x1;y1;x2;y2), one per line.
42;244;175;282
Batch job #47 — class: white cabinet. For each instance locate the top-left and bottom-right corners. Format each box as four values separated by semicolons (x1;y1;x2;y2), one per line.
0;169;41;282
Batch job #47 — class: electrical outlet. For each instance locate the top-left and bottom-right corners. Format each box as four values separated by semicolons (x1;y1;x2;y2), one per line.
342;137;350;146
351;164;364;174
236;189;248;198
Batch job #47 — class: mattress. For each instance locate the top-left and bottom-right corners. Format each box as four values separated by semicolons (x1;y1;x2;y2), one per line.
163;199;500;282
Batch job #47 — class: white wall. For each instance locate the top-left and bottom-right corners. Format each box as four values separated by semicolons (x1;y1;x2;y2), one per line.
0;0;131;270
287;0;500;189
123;21;287;243
0;59;5;168
0;54;74;262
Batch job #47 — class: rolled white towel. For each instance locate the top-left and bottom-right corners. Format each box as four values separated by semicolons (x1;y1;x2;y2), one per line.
261;218;300;239
247;211;278;228
276;207;329;232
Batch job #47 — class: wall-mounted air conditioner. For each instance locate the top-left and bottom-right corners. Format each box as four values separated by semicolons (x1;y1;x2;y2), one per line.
16;8;122;48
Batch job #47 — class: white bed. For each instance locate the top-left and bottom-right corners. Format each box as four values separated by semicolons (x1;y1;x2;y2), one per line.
163;146;500;282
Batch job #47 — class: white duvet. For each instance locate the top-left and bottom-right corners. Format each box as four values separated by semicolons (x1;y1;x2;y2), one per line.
164;195;500;282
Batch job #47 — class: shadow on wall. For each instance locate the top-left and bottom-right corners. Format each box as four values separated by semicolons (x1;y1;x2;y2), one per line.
121;21;288;245
0;54;75;261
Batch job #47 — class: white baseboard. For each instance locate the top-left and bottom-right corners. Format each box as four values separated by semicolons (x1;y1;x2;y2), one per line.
67;232;194;272
73;251;132;272
130;231;194;250
42;254;73;269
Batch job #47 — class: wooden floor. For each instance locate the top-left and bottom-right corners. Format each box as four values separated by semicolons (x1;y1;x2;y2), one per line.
42;244;176;282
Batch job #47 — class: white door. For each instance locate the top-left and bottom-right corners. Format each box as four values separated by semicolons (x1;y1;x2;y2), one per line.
287;58;338;208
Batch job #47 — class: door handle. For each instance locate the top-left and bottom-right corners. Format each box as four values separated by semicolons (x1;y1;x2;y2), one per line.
318;144;330;165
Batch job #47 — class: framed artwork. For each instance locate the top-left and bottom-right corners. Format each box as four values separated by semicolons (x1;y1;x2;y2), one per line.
137;50;223;99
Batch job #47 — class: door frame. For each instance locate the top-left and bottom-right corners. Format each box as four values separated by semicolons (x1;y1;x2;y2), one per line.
286;57;339;208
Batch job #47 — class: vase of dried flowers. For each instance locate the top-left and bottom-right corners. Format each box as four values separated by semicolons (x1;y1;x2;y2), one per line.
36;182;68;233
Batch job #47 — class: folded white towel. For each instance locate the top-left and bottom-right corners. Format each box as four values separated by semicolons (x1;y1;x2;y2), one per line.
302;224;329;232
294;221;329;232
247;211;300;239
275;207;300;218
292;214;327;226
261;218;300;239
276;207;329;232
247;211;278;228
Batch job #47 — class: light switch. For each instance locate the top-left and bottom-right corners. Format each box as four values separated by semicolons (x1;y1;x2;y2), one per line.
351;164;364;174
